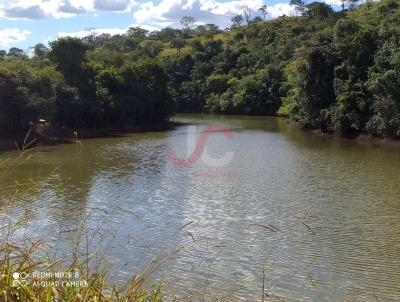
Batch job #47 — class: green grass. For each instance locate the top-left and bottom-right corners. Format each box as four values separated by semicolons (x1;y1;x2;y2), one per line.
0;244;163;302
276;102;290;117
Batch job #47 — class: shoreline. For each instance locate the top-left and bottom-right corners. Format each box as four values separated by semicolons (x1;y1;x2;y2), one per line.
1;115;399;153
291;121;400;149
0;122;176;153
294;124;400;149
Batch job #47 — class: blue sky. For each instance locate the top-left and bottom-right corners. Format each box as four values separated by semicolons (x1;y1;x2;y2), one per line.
0;0;339;50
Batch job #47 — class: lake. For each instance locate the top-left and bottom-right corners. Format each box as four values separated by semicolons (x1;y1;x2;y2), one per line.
1;114;400;301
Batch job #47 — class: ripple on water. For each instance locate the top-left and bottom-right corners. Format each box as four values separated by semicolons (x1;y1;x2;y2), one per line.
1;116;400;301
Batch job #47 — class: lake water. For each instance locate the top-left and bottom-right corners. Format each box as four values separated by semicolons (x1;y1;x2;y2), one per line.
1;114;400;301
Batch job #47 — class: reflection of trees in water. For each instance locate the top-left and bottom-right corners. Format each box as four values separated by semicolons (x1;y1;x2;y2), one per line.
0;131;177;276
0;147;91;253
82;130;193;282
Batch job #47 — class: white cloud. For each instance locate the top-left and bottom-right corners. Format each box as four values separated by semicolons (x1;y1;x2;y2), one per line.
0;0;137;19
0;28;30;49
323;0;343;6
128;23;160;32
58;27;128;39
56;24;159;39
0;0;334;24
267;3;295;18
93;0;136;12
58;0;86;15
133;0;296;29
3;5;46;20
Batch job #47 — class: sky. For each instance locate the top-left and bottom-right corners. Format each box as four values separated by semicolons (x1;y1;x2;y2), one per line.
0;0;341;50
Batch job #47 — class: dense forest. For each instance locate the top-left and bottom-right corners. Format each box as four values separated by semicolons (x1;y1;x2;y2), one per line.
0;0;399;139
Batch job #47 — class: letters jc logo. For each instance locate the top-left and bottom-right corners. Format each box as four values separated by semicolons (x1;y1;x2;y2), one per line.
168;124;234;167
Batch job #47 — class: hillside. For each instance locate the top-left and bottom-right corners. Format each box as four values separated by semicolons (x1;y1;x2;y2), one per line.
0;0;399;138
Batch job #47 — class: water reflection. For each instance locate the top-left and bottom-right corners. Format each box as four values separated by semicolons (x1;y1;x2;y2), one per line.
0;115;400;301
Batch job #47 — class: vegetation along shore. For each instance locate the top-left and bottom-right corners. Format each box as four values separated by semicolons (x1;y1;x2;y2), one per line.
0;0;399;146
1;0;400;300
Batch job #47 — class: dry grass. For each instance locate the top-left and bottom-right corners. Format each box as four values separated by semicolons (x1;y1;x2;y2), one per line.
0;237;165;302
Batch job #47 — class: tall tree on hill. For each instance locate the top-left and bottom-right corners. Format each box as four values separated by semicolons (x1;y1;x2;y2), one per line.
241;6;253;24
49;38;89;87
180;16;196;32
290;0;306;15
258;4;268;21
8;47;24;58
33;43;48;57
231;14;244;28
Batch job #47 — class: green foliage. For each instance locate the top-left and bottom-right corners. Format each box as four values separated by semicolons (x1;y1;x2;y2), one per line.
1;0;400;139
0;60;61;135
98;60;172;125
286;46;336;129
366;8;400;138
0;37;172;136
231;15;244;28
0;50;6;60
8;47;25;58
205;65;282;115
284;0;400;138
33;43;49;57
306;2;334;18
49;38;89;87
290;0;306;15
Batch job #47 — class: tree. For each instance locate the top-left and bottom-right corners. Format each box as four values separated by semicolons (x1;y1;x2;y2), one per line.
0;61;62;134
180;16;196;31
123;27;149;50
306;2;334;18
1;0;399;140
0;50;6;60
250;16;264;23
241;6;253;24
127;27;148;39
49;37;104;127
231;14;244;28
286;46;336;129
170;37;186;50
258;4;268;21
34;43;48;57
196;24;221;36
366;13;400;137
49;38;89;86
98;61;172;124
139;40;163;58
204;24;221;35
329;17;376;135
290;0;306;15
8;47;24;57
150;27;182;41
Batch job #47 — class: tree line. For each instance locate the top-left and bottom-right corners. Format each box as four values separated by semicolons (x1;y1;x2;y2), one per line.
0;0;399;139
0;37;172;137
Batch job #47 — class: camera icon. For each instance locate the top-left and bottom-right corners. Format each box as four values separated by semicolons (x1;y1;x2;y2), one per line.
12;272;30;287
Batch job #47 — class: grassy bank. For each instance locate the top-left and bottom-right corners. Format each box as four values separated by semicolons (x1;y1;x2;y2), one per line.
0;233;176;302
0;194;169;302
0;244;162;302
0;146;167;302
